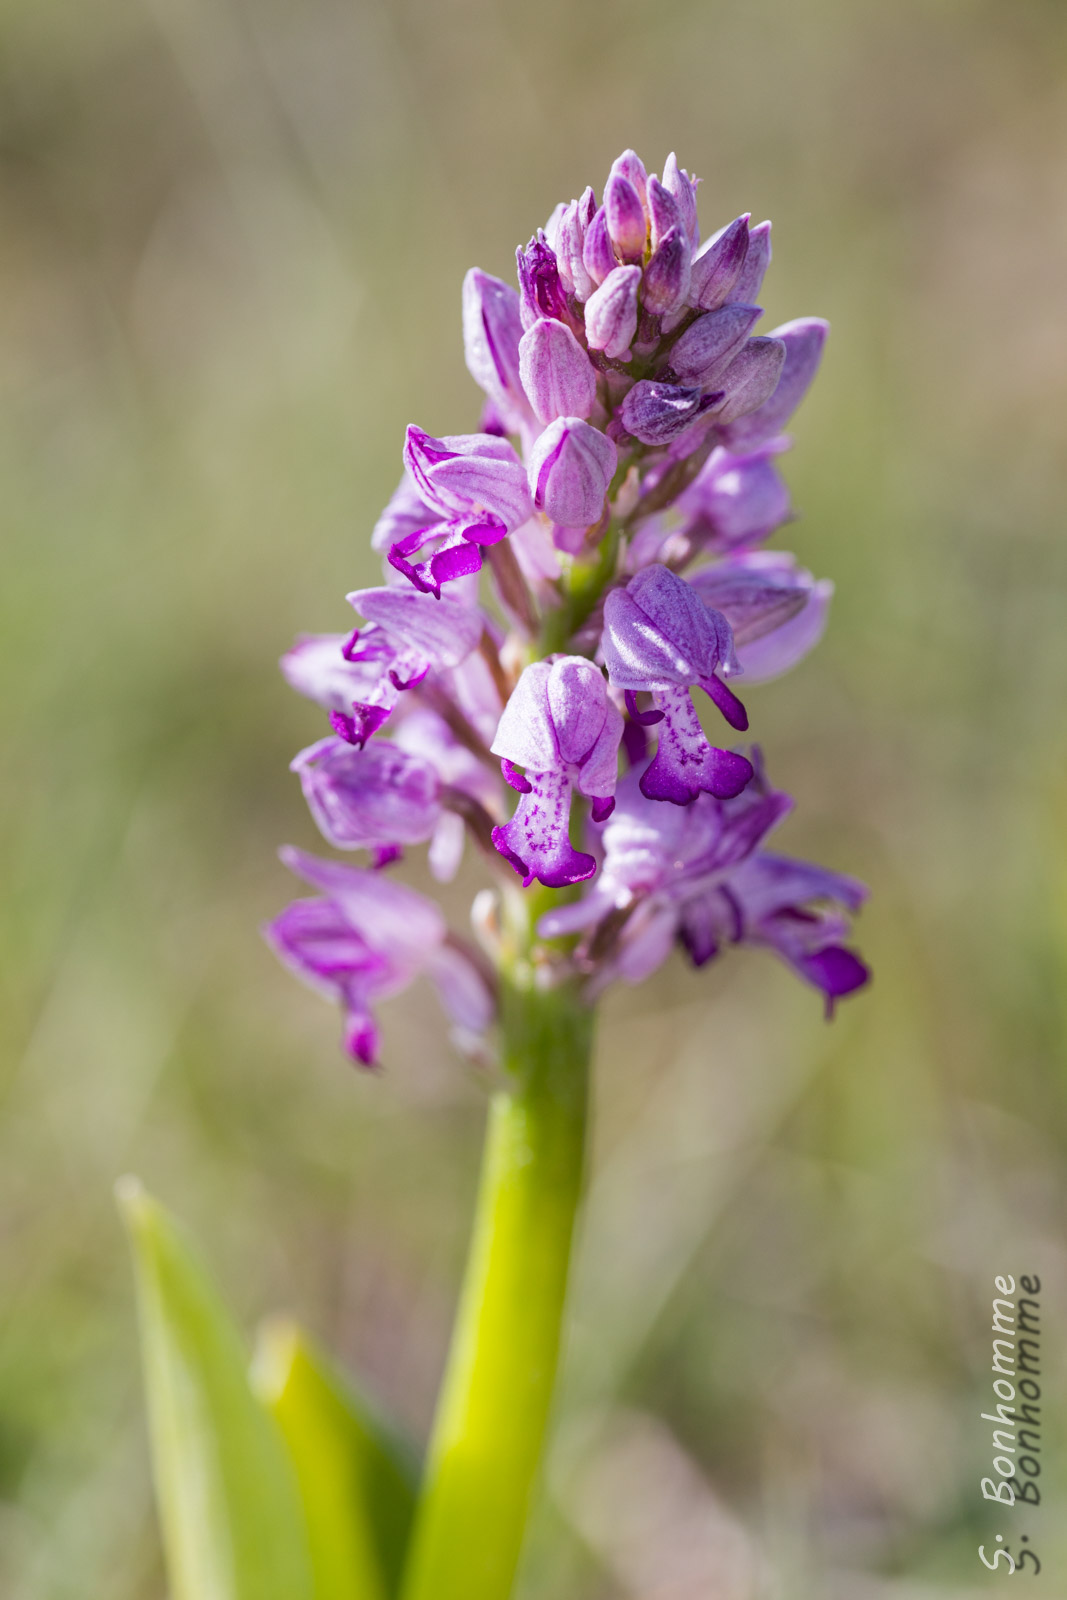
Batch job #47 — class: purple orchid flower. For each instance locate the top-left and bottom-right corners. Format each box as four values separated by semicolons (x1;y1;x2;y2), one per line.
674;440;793;553
539;758;868;1012
388;428;533;595
490;657;623;888
688;552;832;682
291;735;443;854
266;846;493;1066
601;565;754;805
271;145;869;1067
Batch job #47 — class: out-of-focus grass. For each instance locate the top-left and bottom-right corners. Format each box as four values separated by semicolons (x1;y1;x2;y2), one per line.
1;0;1066;1594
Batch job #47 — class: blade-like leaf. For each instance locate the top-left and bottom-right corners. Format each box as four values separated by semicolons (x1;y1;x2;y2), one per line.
252;1318;419;1600
117;1178;315;1600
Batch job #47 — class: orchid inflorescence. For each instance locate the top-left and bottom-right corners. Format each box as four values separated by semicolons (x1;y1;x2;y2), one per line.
266;147;869;1067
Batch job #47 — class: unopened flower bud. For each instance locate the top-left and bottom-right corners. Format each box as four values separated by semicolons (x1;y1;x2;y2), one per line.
605;173;647;265
642;225;691;314
733;220;771;302
555;200;595;301
663;152;699;248
516;233;569;330
689;214;750;310
646;175;683;252
608;149;648;208
585;264;641;360
519;317;598;424
620;379;710;445
462;268;529;423
527;416;618;527
712;337;787;423
582;205;617;286
720;318;828;448
668;302;762;385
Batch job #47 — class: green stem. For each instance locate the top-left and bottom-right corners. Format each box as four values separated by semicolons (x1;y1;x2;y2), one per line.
400;896;594;1600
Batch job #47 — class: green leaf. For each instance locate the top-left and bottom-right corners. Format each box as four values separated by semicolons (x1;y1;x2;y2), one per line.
251;1318;419;1600
117;1178;314;1600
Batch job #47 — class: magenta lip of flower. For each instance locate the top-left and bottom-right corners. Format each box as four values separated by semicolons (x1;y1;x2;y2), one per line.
490;657;623;888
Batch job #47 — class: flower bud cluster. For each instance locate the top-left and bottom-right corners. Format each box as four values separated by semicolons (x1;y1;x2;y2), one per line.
267;149;869;1064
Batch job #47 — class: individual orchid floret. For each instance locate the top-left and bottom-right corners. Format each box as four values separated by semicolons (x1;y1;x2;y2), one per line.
674;440;793;553
490;657;623;888
581;206;617;288
538;758;791;982
516;234;570;329
619;380;716;447
662;152;699;249
719;318;828;449
645;175;683;253
584;265;641;359
527;416;617;529
604;172;647;265
711;336;787;424
666;303;763;387
732;219;772;302
608;149;648;208
688;214;750;310
292;585;480;746
518;317;598;424
724;850;869;1011
553;195;596;302
462;269;532;432
601;565;754;805
266;847;493;1066
641;226;691;316
390;428;534;595
292;735;443;854
688;552;832;682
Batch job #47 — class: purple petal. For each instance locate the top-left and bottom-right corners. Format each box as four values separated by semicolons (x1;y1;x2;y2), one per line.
582;206;616;287
646;175;683;253
662;153;700;249
732;220;771;302
668;303;762;386
403;427;533;529
605;173;647;265
291;737;441;850
719;318;829;449
527;416;617;527
516;233;570;329
584;265;641;359
689;214;750;310
518;317;598;424
711;337;787;424
677;442;792;551
620;379;705;445
280;844;446;953
554;199;595;301
462;269;530;424
641;226;691;316
602;565;738;691
609;149;648;208
491;660;559;771
347;586;482;666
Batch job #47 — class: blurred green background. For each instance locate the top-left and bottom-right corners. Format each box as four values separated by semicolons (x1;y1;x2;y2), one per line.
2;0;1066;1593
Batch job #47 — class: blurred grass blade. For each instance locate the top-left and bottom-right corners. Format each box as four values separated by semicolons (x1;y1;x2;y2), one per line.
252;1318;419;1600
117;1178;315;1600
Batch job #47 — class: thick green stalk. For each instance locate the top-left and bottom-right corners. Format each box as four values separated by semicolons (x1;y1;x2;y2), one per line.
399;895;594;1600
